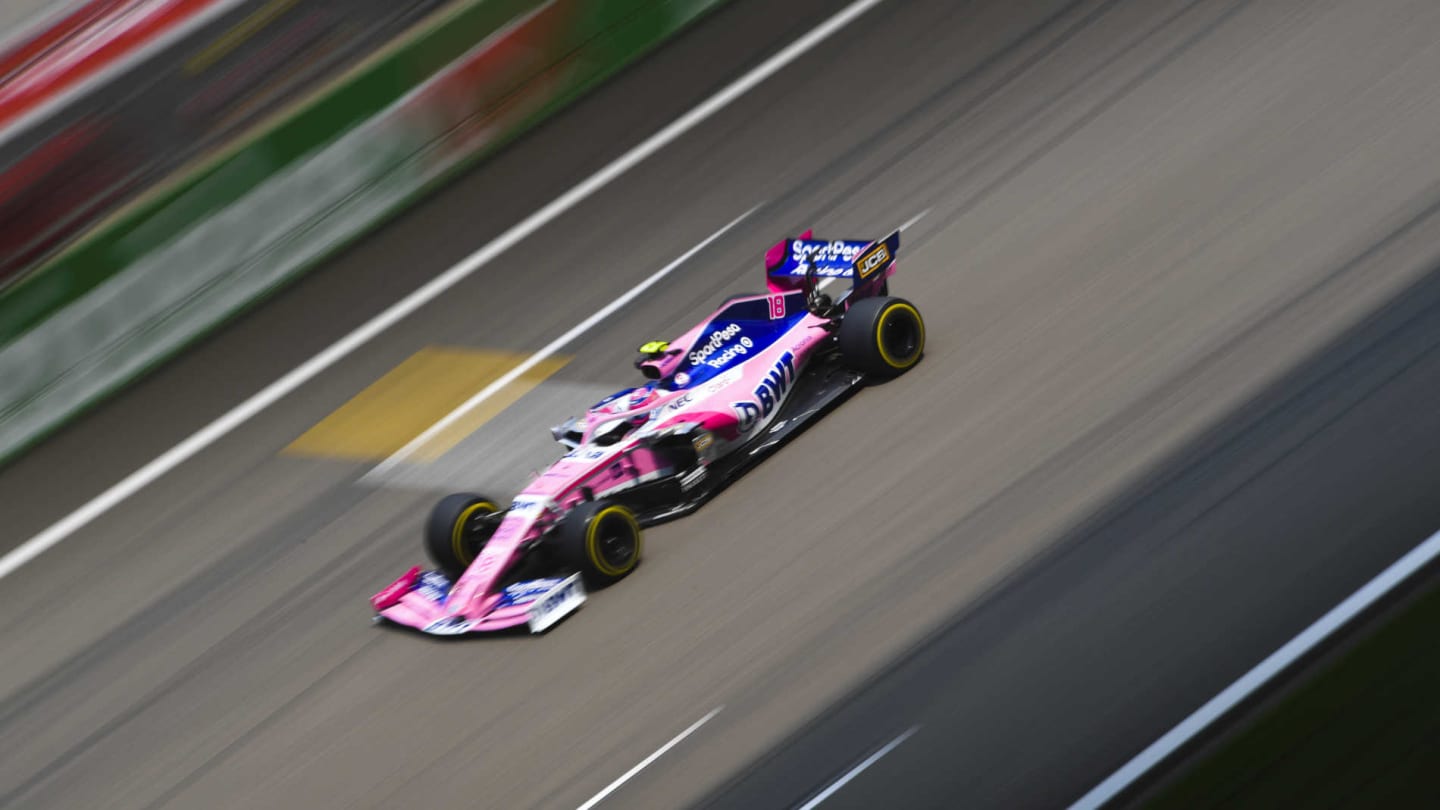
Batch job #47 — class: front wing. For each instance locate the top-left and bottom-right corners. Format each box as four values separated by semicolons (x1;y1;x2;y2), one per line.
373;569;586;635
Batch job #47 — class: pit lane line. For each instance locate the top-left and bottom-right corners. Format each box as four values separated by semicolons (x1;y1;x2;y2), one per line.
1069;526;1440;809
575;707;723;810
0;0;891;582
797;726;919;810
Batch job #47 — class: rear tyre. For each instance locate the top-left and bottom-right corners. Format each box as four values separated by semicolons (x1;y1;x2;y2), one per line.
838;296;925;376
425;493;502;577
555;500;642;587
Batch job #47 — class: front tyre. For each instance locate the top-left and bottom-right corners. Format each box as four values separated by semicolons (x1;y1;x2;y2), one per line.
839;296;925;376
425;493;502;577
555;500;642;587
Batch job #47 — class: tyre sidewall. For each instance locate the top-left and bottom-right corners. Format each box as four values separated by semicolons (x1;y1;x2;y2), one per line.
425;493;500;576
555;500;643;587
839;296;925;376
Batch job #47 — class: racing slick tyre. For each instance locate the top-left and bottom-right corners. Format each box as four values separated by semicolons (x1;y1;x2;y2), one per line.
839;296;925;377
555;500;643;587
425;493;502;577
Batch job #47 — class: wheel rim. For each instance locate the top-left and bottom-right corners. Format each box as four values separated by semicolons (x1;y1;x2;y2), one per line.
451;501;497;565
590;510;638;574
877;304;923;368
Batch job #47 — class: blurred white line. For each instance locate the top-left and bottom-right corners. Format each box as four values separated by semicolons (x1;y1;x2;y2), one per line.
373;207;755;472
899;207;932;233
575;707;722;810
798;725;919;810
0;0;890;581
1069;527;1440;810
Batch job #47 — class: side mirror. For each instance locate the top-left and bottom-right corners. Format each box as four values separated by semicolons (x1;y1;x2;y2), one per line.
592;417;634;447
551;417;584;449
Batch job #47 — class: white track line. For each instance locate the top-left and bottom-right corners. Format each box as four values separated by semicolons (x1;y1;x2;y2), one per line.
798;725;919;810
0;0;890;581
898;207;932;234
373;207;755;472
1069;527;1440;809
575;707;722;810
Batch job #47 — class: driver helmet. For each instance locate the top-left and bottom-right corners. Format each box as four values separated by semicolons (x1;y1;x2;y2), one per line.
626;383;659;412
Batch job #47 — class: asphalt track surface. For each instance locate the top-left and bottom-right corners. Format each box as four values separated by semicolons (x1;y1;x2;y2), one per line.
6;0;1440;808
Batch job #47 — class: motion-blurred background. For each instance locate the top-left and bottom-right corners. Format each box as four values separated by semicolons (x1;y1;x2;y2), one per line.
3;1;1440;807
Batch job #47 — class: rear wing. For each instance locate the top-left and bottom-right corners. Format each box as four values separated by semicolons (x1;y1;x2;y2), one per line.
765;229;900;292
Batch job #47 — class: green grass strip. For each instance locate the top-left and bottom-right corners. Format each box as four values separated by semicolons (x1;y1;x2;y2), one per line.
1147;582;1440;808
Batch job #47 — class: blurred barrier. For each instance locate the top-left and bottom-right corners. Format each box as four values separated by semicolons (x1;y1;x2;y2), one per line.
0;0;730;462
0;0;452;282
0;0;240;130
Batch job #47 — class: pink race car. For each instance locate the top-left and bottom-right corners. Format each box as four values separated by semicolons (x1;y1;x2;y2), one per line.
371;228;925;635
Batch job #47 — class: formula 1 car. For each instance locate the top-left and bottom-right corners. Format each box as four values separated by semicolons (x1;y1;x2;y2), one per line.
371;228;925;635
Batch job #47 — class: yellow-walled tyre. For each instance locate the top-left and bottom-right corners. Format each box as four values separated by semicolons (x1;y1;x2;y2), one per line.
839;296;925;377
425;493;502;577
556;500;642;587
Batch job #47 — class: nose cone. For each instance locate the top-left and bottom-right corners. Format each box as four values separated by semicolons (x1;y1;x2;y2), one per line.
445;575;499;619
444;561;485;609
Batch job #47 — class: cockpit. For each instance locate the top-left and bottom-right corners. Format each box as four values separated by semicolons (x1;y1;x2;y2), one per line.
550;385;659;451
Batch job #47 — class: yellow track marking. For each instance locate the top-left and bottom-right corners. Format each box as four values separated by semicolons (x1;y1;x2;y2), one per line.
285;347;568;461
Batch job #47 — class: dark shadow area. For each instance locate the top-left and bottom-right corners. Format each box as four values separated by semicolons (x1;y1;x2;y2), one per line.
1140;558;1440;808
